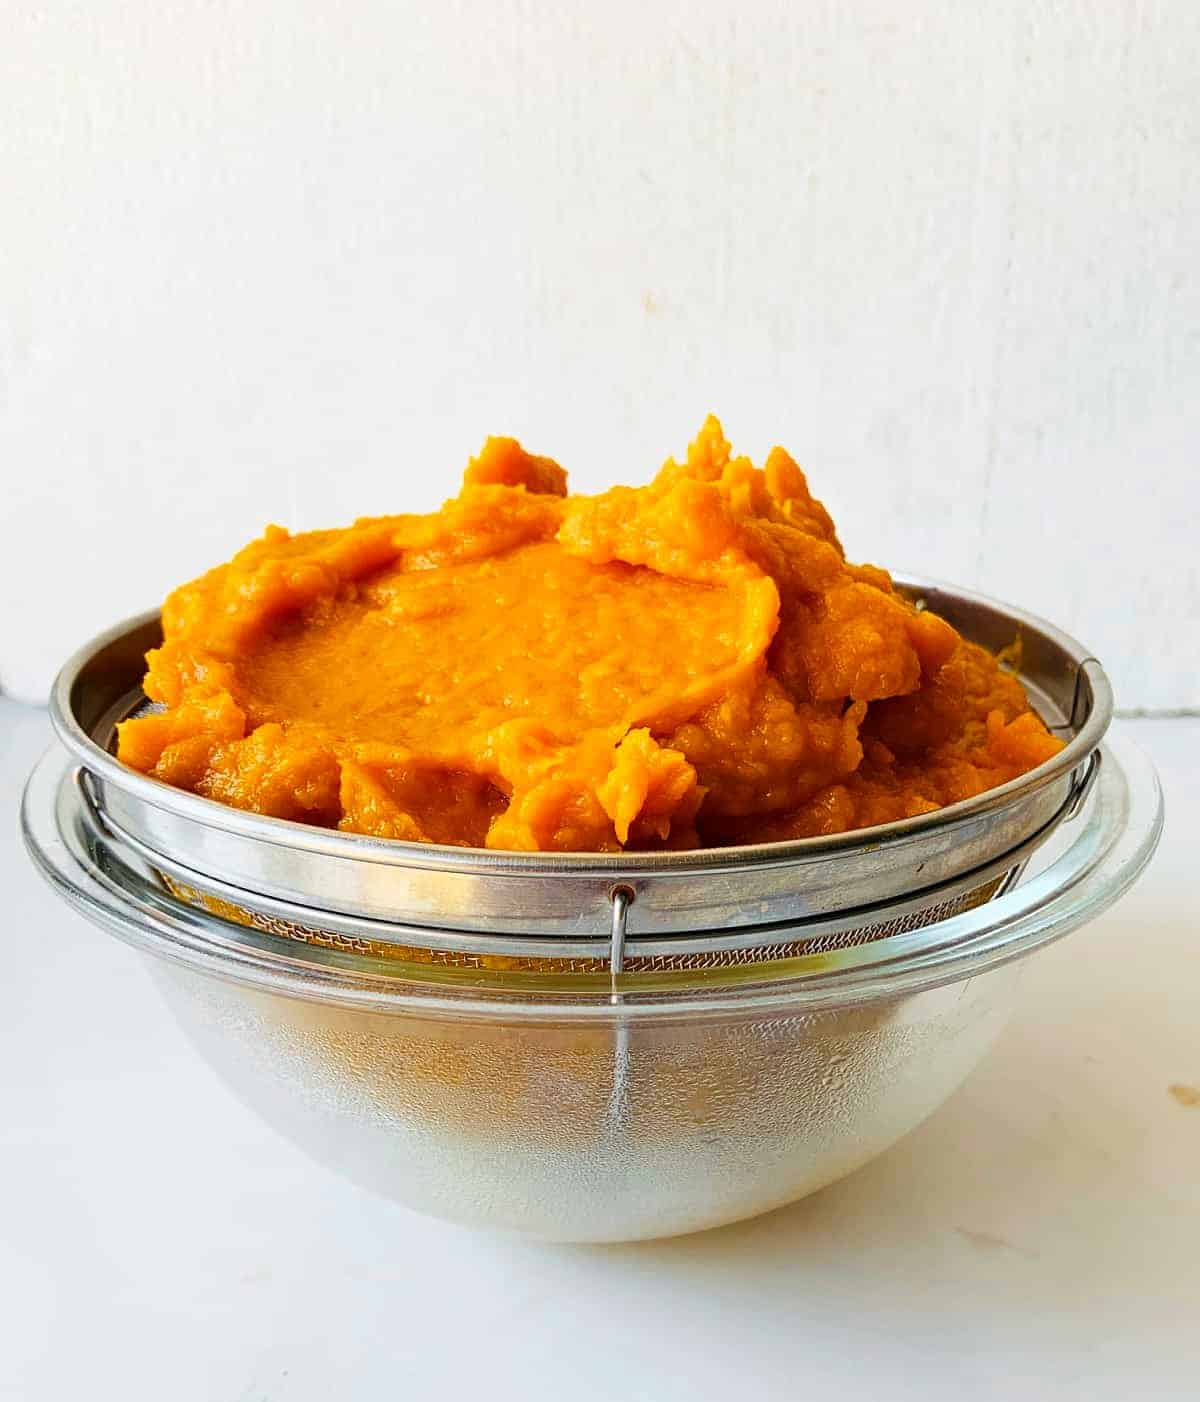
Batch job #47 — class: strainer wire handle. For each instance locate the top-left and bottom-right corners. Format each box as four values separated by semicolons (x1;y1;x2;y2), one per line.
1064;749;1102;822
606;886;636;1127
610;886;633;993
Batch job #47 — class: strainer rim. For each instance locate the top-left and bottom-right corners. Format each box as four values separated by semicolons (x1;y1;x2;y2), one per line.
48;574;1113;879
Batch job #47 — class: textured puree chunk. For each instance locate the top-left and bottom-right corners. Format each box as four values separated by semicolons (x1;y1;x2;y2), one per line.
117;417;1065;850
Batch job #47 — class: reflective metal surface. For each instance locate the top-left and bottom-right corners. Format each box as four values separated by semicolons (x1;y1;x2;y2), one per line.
22;729;1160;1015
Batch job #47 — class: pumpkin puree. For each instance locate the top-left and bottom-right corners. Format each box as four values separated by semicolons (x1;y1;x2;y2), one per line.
117;419;1063;851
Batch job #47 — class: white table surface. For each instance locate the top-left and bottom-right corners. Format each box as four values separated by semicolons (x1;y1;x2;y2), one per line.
2;700;1196;1402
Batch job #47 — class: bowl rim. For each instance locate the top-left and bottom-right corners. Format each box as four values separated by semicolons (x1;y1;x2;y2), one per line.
48;573;1114;878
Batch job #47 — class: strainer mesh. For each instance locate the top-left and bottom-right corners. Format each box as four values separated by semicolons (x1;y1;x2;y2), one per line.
159;872;1005;975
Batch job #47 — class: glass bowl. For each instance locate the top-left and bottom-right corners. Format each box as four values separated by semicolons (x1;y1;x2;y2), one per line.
22;729;1161;1242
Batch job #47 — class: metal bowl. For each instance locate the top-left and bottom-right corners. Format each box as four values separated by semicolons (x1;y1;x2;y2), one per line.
49;577;1112;938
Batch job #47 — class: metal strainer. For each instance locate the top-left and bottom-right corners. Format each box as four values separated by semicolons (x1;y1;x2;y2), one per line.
48;576;1109;981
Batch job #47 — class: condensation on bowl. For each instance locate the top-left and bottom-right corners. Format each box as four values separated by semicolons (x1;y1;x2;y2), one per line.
150;956;1021;1242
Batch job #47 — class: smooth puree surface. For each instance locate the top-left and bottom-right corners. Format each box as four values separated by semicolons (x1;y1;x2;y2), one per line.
117;419;1063;851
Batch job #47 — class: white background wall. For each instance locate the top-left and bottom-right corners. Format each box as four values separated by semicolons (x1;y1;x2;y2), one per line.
2;1;1197;710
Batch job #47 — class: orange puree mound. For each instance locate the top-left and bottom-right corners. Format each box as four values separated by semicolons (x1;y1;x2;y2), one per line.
117;418;1064;852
